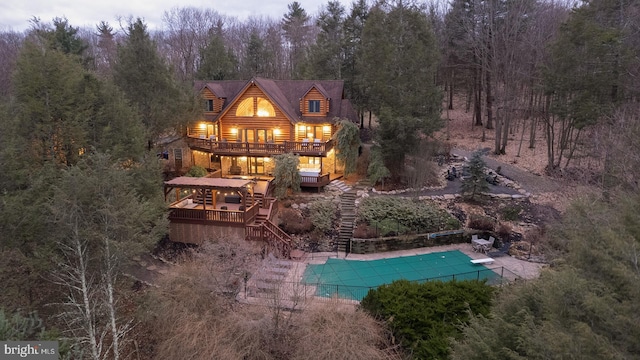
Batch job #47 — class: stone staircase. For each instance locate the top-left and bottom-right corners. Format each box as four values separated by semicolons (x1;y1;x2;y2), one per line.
336;190;357;253
328;179;352;192
248;255;293;296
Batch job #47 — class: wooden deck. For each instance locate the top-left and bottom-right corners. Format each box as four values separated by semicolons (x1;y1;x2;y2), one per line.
168;202;259;227
188;137;334;157
300;173;331;188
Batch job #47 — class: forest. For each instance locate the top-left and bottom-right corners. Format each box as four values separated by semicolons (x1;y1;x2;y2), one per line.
0;0;639;358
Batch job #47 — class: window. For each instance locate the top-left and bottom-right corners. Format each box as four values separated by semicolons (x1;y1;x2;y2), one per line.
236;98;254;116
236;97;275;117
205;99;214;112
256;97;275;117
308;100;321;113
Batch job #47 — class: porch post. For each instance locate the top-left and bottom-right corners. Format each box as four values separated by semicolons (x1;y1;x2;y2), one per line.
202;188;206;211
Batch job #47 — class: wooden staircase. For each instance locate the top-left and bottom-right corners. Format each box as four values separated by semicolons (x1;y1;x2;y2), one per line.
246;219;292;258
337;190;357;253
245;196;292;258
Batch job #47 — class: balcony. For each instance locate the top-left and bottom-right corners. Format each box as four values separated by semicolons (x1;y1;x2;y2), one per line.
187;137;334;157
168;198;259;227
299;172;331;189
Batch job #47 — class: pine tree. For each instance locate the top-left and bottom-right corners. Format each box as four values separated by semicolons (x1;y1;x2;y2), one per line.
282;2;310;79
197;27;238;80
113;18;197;144
359;1;442;178
460;151;489;201
305;1;346;79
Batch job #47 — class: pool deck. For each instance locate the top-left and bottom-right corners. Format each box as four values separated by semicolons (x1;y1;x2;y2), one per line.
237;243;546;309
299;243;545;281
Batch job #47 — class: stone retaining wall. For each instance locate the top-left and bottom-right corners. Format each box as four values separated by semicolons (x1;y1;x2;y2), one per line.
350;230;466;254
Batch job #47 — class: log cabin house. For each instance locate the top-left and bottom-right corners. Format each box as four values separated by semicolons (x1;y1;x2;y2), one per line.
164;78;358;250
186;77;358;189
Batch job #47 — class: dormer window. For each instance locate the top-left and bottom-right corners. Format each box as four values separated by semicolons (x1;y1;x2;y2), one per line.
205;99;214;112
308;100;321;113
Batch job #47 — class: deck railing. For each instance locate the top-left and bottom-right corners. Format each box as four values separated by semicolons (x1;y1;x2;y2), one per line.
168;203;259;226
187;137;334;156
300;173;330;188
245;219;292;257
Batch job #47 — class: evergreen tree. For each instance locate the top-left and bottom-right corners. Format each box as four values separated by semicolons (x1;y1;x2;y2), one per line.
282;2;311;79
305;1;346;79
460;151;489;201
31;17;90;66
272;153;301;199
342;0;369;123
359;1;442;178
452;192;640;359
333;119;361;176
196;27;238;80
95;21;117;77
543;0;632;170
13;40;92;166
113;18;198;145
240;30;266;78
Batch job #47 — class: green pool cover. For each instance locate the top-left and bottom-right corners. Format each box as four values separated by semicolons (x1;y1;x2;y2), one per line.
302;250;499;301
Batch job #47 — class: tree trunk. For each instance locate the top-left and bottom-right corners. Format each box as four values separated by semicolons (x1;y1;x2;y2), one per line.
474;64;483;126
448;67;454;110
485;67;493;130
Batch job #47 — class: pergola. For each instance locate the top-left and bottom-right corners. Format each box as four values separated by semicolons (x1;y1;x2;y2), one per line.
164;177;253;211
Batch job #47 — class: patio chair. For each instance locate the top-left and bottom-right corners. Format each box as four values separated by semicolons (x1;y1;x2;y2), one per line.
485;236;496;252
471;234;481;252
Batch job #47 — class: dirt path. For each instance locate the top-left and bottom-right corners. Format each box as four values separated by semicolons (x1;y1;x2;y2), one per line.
452;148;562;195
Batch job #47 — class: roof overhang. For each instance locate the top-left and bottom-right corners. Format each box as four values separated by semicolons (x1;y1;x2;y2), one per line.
164;177;251;191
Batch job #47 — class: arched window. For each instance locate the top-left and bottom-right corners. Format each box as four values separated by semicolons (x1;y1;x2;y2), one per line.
235;97;275;117
236;98;254;117
256;97;275;117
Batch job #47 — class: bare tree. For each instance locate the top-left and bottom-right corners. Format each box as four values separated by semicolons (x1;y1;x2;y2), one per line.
162;7;227;82
0;30;24;98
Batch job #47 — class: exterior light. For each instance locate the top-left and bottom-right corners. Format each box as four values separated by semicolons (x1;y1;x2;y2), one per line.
323;125;330;132
273;128;281;135
230;127;238;134
199;123;207;130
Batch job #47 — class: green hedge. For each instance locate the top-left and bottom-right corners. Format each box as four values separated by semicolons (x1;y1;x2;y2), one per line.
361;279;494;359
357;197;461;235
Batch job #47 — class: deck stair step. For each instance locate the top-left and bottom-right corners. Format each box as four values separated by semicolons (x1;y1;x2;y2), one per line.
328;180;352;192
253;281;278;293
259;273;287;282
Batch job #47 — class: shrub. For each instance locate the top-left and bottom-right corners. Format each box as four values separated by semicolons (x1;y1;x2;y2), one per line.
499;205;522;221
278;208;312;234
186;165;207;177
308;200;337;234
357;197;461;235
468;214;495;231
497;223;512;238
361;279;494;359
273;153;301;199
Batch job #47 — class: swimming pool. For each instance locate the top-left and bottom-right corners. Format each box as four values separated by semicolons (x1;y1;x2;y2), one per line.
301;250;499;301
